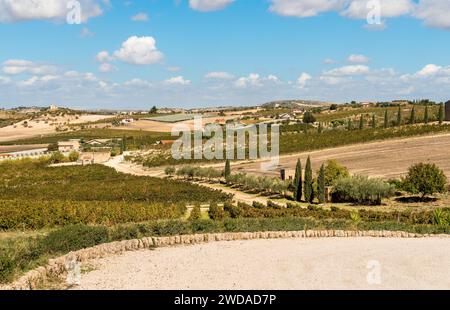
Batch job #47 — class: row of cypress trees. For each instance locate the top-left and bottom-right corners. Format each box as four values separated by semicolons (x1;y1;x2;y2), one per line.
293;156;326;204
352;104;445;131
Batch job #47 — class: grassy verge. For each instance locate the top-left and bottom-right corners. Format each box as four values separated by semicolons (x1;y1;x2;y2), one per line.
1;218;448;284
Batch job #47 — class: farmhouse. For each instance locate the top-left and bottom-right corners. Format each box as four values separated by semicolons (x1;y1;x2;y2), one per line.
58;140;80;153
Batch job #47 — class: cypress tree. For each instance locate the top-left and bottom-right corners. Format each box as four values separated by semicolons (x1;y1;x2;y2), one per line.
347;119;353;131
359;114;364;130
439;103;444;125
410;106;416;124
317;164;326;204
424;105;429;124
371;114;376;129
384;110;389;129
318;122;323;134
120;136;127;153
397;106;402;126
224;159;231;180
304;156;314;203
293;159;302;202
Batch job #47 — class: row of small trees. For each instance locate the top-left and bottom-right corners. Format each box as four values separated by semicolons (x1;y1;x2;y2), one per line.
350;104;445;131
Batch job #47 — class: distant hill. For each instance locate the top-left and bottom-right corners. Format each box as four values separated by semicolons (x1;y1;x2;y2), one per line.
261;100;333;110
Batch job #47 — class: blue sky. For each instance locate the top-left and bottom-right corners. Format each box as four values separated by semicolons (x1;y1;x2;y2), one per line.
0;0;450;109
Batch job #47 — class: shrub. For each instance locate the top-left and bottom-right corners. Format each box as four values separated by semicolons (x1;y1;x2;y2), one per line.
402;163;447;199
333;175;395;205
49;151;65;164
189;205;201;221
42;224;109;254
164;166;176;176
209;202;227;220
224;201;243;218
303;112;316;124
68;151;80;162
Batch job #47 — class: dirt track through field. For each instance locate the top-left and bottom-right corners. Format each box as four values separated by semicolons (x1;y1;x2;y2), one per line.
232;132;450;180
74;238;450;290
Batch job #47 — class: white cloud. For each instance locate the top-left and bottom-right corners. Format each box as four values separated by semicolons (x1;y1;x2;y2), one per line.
124;78;152;88
269;0;345;18
297;72;311;88
131;13;149;22
324;65;370;76
96;51;113;63
165;76;191;85
234;73;281;88
0;0;105;23
341;0;413;19
2;59;57;75
413;0;450;30
189;0;234;12
417;64;442;77
113;36;164;65
268;0;450;32
99;63;117;73
347;54;370;63
205;71;234;80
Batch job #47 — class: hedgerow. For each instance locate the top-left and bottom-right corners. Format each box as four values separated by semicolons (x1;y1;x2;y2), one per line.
1;217;449;284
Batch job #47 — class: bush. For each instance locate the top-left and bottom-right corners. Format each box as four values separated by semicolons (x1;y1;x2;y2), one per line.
209;202;226;220
164;166;176;176
402;163;447;199
49;151;65;164
189;205;202;221
303;111;316;124
332;175;395;205
42;224;109;254
68;151;80;162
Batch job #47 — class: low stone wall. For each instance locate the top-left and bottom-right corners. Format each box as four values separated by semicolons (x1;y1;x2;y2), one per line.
1;230;448;290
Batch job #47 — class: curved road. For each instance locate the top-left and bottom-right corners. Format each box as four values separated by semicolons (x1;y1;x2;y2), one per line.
75;238;450;290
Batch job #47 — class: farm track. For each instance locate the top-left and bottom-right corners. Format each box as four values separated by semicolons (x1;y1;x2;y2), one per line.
74;238;450;290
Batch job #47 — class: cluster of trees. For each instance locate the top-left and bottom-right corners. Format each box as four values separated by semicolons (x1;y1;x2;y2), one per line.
48;150;80;164
226;172;290;196
167;165;223;181
333;175;395;205
292;158;350;204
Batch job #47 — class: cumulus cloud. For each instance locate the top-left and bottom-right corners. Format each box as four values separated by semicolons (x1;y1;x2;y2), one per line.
324;65;370;76
165;76;191;85
2;59;58;75
269;0;345;18
0;0;105;23
96;51;113;63
113;36;164;65
297;72;312;88
131;13;149;22
347;54;370;63
205;71;234;80
341;0;413;19
189;0;234;12
98;63;117;73
413;0;450;30
234;73;280;88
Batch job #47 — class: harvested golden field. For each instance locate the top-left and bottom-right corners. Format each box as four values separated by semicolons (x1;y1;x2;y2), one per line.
114;115;237;133
0;114;111;143
231;132;450;181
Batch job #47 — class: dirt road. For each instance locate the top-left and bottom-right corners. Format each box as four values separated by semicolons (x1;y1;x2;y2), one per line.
74;237;450;290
